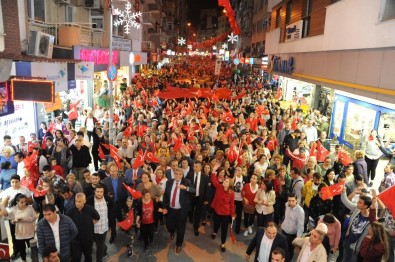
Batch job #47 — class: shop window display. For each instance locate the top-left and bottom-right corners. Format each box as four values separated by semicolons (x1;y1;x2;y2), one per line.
344;102;376;149
378;112;395;143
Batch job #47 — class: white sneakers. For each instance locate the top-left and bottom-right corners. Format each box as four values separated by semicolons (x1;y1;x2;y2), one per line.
244;226;253;236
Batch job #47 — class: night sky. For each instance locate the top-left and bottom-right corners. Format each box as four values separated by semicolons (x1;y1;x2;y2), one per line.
187;0;218;25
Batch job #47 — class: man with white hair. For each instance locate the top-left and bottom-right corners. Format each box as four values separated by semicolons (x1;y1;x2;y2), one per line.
292;223;328;262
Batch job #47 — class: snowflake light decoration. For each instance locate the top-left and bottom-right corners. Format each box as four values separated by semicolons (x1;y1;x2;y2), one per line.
222;43;228;49
178;37;186;46
227;32;238;44
187;44;192;50
113;2;142;35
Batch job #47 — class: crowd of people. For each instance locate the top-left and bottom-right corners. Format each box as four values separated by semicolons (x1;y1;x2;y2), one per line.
0;56;394;262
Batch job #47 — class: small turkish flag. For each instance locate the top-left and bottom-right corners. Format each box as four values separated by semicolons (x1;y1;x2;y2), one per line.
222;115;236;124
23;151;39;181
173;137;183;152
31;187;49;198
338;151;352;166
118;209;135;231
98;146;105;160
320;182;345;200
275;87;282;100
41;136;48;151
109;145;123;167
0;243;10;260
123;183;143;199
144;151;160;163
137;124;148;137
132;150;145;169
123;126;133;137
316;141;330;162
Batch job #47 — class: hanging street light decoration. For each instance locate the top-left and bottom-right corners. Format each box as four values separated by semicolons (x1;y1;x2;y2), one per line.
227;32;238;44
178;37;186;46
187;44;192;50
113;1;142;35
222;43;228;49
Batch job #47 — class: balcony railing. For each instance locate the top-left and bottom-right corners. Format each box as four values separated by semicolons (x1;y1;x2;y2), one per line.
28;19;104;48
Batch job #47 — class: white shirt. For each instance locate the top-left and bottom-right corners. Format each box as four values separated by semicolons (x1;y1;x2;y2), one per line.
194;172;201;197
170;181;181;209
17;161;25;179
48;214;61;253
257;234;274;262
300;242;314;262
0;186;32;211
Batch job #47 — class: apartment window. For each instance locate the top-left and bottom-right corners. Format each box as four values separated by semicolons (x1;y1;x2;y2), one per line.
286;1;293;24
27;0;45;22
379;0;395;21
302;0;312;37
276;8;282;28
65;6;74;23
168;22;173;31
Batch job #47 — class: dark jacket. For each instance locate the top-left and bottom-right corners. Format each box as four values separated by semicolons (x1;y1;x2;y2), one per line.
186;171;209;203
37;214;78;262
102;175;128;204
67;205;100;241
246;227;290;262
353;158;368;184
135;198;159;223
69;144;92;168
86;194;114;228
163;178;195;214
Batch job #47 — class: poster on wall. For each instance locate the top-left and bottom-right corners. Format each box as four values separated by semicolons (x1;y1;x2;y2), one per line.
0;82;14;117
75;62;94;80
31;62;68;92
0;101;36;143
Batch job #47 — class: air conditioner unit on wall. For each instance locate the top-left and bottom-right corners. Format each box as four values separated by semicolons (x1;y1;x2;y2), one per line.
27;31;55;59
55;0;71;4
85;0;101;9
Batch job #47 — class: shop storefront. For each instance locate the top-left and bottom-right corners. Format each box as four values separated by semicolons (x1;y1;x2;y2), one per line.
73;46;147;108
329;90;395;150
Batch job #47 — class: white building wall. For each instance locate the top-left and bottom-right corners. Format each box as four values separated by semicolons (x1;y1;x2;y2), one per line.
266;0;395;55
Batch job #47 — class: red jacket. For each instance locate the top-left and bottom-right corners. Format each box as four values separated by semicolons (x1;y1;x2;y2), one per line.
51;165;65;179
211;173;235;217
241;183;258;206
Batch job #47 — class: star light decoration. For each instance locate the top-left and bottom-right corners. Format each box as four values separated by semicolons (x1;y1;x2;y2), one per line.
222;43;228;50
187;44;192;50
178;37;186;46
227;32;238;44
113;2;142;35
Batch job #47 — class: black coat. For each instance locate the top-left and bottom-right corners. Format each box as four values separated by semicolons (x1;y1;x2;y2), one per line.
102;176;128;204
163;178;195;214
246;227;290;262
186;171;209;203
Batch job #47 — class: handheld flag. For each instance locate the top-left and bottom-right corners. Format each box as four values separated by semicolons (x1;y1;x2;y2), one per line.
320;182;345;201
378;185;395;217
118;209;134;231
123;183;143;199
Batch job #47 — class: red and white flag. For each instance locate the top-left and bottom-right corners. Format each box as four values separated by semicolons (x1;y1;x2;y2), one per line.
222;115;236;125
144;151;160;163
320;182;345;200
132;150;146;169
118;209;134;231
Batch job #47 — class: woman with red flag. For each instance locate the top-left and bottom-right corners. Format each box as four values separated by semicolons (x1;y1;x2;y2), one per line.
210;165;235;252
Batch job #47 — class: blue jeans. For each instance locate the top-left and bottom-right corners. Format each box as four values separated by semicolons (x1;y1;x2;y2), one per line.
342;240;358;262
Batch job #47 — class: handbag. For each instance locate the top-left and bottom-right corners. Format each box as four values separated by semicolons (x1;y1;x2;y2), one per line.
67;155;73;169
243;204;255;214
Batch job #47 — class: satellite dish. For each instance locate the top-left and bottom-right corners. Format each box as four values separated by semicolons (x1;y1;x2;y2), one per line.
0;59;12;82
